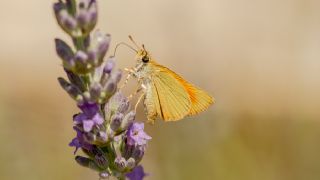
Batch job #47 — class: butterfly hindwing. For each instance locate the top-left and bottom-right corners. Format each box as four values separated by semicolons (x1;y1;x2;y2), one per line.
182;83;214;115
152;62;214;116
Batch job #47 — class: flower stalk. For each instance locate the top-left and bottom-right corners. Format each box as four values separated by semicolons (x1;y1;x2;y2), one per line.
53;0;150;179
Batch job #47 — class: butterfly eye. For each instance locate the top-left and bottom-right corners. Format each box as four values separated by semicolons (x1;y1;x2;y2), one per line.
142;56;149;63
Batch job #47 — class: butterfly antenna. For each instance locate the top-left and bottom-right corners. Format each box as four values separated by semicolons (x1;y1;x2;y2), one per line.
113;42;138;56
142;44;146;50
128;35;141;50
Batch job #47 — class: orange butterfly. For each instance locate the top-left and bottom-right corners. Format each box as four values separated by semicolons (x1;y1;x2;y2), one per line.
119;36;214;123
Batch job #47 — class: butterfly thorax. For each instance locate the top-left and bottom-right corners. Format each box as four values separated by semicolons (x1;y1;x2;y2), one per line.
134;50;155;80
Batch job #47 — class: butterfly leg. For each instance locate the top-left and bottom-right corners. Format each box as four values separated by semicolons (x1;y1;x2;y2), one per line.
135;91;146;112
127;78;144;100
127;86;143;100
119;67;136;89
129;83;146;111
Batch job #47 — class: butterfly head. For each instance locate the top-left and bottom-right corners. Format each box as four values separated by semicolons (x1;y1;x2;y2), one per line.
136;47;151;63
127;35;151;64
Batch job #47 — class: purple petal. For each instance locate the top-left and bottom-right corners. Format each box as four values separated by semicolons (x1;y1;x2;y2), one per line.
78;102;99;117
74;113;88;123
92;113;104;125
126;137;135;146
128;123;144;132
126;166;147;180
103;57;115;74
140;131;152;140
83;120;94;132
69;138;81;154
126;122;151;146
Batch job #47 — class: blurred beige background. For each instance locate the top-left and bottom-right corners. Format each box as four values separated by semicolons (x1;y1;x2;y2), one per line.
1;0;320;179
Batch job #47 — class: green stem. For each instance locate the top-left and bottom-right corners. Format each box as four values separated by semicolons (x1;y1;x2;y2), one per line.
73;36;85;51
117;175;126;180
77;73;90;92
69;0;77;16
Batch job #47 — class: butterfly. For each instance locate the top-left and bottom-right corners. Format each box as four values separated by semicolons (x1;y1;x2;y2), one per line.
117;36;214;123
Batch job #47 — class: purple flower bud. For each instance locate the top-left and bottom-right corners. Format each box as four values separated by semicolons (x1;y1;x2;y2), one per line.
92;31;110;63
53;3;77;34
103;56;115;74
87;49;97;63
126;166;148;180
73;50;94;74
97;33;110;55
58;77;82;101
74;50;89;64
55;39;75;69
121;111;135;130
61;11;77;29
53;2;64;15
76;9;90;27
110;113;124;131
104;80;116;94
114;156;127;171
87;1;97;23
101;70;119;97
75;156;100;171
98;131;108;142
76;0;97;34
75;156;91;166
56;9;78;33
64;69;86;91
126;158;136;169
108;93;128;113
90;82;102;100
94;153;108;169
126;123;151;146
117;98;130;114
131;146;145;163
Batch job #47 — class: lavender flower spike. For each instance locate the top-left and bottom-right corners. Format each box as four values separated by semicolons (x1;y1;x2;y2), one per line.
54;0;151;179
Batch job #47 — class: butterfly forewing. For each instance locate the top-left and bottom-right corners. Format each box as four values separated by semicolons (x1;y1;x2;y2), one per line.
148;62;191;121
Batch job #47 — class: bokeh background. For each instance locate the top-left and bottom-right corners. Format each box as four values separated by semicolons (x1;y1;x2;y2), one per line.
1;0;320;179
